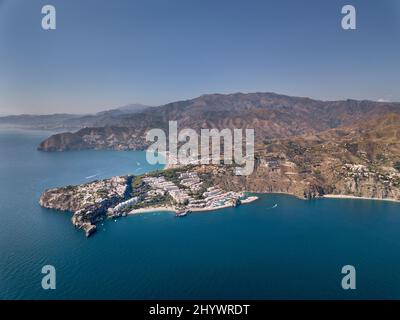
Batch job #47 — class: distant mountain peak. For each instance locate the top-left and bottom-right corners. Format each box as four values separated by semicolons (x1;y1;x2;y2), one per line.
96;103;153;115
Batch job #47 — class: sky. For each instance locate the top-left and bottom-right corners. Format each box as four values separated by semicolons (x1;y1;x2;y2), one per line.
0;0;399;115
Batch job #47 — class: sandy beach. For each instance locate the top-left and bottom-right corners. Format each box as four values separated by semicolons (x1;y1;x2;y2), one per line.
323;194;400;203
129;206;177;215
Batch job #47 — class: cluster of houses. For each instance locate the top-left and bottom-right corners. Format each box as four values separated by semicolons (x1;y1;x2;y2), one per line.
142;176;191;205
107;196;139;217
102;170;246;219
200;187;242;208
143;171;243;210
179;172;203;191
75;176;127;206
342;163;400;181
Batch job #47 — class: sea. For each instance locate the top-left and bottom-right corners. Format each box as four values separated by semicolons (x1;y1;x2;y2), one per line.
1;128;400;299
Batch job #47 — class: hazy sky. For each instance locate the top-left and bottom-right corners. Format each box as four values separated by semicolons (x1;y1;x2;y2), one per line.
0;0;399;115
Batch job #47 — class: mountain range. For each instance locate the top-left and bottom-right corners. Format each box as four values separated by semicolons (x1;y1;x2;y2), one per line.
0;103;153;131
35;92;400;152
4;91;400;201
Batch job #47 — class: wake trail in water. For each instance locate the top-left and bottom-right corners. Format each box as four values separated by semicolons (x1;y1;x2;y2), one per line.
85;173;101;179
266;204;278;210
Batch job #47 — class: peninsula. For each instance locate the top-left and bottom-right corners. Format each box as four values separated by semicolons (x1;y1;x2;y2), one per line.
39;165;258;237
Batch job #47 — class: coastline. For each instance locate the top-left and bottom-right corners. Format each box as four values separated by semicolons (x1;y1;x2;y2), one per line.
323;194;400;203
126;194;400;217
128;196;259;215
246;192;400;204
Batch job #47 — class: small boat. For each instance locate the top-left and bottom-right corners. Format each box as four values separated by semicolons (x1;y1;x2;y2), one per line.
176;209;190;217
266;204;278;210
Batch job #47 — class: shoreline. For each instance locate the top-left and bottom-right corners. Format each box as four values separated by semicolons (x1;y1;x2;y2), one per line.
323;194;400;203
129;206;177;215
246;191;400;203
127;194;400;216
128;196;259;215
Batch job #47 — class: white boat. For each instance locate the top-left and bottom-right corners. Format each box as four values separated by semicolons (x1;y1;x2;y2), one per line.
176;210;190;217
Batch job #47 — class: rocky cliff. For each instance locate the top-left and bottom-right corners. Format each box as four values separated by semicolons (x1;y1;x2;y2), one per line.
40;176;130;236
38;127;149;151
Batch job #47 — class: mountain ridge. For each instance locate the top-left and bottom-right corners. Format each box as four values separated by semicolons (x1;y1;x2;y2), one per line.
36;92;400;151
0;103;154;131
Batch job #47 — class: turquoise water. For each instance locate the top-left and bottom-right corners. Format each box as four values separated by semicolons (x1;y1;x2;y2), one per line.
1;129;400;299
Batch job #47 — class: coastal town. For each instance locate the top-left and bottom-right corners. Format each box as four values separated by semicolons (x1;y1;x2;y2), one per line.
107;169;257;217
39;165;258;237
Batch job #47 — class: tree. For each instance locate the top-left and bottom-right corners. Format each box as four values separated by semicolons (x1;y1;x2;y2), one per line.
133;176;142;188
394;161;400;172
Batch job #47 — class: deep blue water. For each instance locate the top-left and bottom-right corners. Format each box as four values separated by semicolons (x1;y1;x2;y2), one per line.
1;128;400;299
